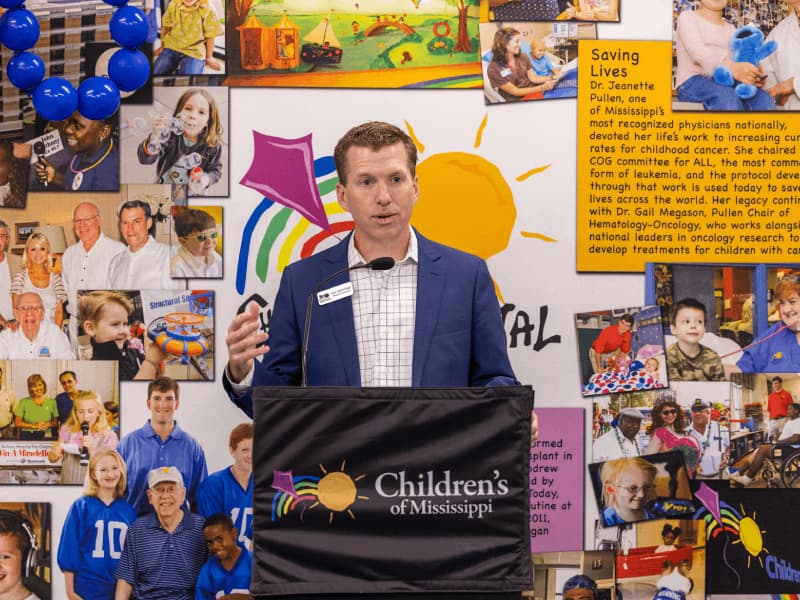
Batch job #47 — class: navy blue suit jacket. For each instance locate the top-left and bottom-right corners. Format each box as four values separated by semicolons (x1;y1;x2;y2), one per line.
226;231;518;417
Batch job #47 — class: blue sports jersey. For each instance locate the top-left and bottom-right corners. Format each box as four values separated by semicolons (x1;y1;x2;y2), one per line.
197;466;253;549
195;547;252;600
57;495;137;600
117;420;207;514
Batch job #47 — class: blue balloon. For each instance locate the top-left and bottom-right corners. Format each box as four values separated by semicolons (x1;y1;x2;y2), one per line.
109;5;148;48
6;51;45;90
102;0;130;5
77;77;120;120
32;77;78;122
0;0;25;9
108;48;150;92
0;8;40;51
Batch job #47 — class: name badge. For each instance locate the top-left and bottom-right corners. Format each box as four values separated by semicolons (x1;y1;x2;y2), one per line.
500;67;512;77
317;282;353;306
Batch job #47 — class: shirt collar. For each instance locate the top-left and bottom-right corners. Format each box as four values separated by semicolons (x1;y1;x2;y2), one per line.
346;226;418;268
143;419;183;439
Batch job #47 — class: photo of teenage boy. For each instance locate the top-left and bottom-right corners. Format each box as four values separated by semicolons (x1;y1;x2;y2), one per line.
0;509;44;600
115;466;206;600
666;298;725;381
171;207;222;278
589;314;633;374
0;292;74;359
195;513;252;600
732;402;800;487
54;371;81;427
58;449;136;600
117;377;207;515
77;291;167;381
197;423;253;550
737;276;800;372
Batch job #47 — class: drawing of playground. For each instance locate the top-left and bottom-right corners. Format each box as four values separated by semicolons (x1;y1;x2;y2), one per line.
225;0;483;88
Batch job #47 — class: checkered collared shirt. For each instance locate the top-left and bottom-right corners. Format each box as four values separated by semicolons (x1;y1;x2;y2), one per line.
347;230;418;387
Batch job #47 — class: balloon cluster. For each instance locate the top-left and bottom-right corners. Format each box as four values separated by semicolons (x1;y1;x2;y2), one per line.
0;0;151;122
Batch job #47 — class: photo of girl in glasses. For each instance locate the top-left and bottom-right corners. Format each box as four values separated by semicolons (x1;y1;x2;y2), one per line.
170;207;222;279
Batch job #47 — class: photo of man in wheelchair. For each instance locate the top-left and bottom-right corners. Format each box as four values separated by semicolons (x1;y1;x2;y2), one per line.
731;402;800;488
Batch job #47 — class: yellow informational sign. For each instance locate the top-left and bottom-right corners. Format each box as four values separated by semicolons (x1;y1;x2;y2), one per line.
577;40;800;272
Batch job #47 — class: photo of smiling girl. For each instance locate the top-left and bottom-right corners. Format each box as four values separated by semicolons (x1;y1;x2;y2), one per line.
135;88;227;197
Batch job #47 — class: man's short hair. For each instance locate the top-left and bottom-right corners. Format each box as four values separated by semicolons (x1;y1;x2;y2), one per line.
0;220;9;239
118;199;152;218
669;297;707;324
790;403;800;414
333;121;417;185
203;512;235;531
59;370;77;383
229;422;253;449
773;376;783;383
619;314;634;325
174;208;217;238
147;376;180;401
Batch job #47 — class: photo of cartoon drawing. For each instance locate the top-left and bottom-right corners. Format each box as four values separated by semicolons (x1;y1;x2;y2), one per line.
226;0;485;88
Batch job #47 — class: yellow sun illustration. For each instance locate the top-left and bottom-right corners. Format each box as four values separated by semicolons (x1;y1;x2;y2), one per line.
311;460;369;524
732;506;768;568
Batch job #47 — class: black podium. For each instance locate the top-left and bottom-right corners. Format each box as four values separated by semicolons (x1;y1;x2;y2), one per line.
252;385;534;598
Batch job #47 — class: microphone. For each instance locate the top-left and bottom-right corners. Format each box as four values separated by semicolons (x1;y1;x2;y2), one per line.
80;421;90;466
301;257;395;387
33;141;47;188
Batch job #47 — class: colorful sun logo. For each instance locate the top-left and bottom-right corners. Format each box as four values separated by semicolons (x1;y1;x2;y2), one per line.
701;498;769;575
236;115;556;297
271;460;369;524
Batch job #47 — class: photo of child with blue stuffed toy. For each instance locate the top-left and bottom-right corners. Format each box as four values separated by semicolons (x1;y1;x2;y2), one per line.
672;0;796;111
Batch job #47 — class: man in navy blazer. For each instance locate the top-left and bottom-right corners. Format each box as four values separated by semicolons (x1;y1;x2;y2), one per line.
224;121;519;418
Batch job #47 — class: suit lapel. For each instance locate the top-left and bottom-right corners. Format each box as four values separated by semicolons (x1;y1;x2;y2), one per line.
317;237;361;386
412;232;444;386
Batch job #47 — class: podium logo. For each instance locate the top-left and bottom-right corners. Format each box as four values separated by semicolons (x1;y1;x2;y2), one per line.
270;460;369;524
376;469;510;520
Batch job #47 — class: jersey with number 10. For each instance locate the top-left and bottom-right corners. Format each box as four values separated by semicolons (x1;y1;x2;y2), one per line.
57;495;137;600
197;466;253;549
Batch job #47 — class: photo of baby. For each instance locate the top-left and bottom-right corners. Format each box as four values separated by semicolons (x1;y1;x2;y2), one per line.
576;305;668;396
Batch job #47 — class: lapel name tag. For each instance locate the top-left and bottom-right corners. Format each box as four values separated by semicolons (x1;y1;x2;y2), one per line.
317;282;353;305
